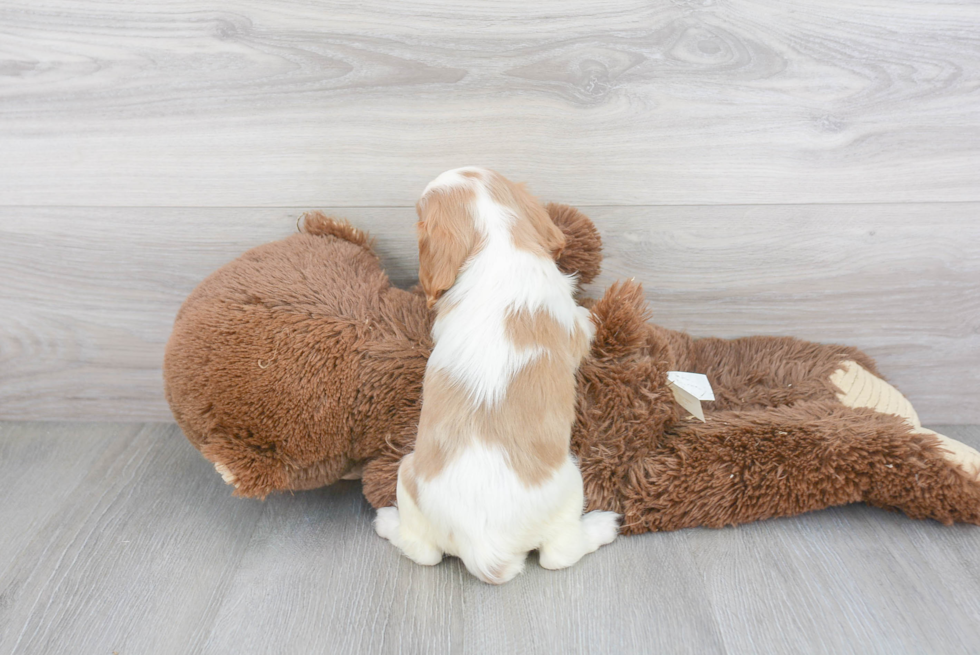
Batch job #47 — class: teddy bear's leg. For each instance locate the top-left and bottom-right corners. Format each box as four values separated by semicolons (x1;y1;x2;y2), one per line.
830;360;980;481
608;401;980;535
689;336;879;411
361;448;404;509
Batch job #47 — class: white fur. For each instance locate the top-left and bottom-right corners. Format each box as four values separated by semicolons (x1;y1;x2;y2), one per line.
375;167;619;584
379;447;619;583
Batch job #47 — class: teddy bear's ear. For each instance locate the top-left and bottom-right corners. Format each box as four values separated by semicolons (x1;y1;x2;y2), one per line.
300;211;374;251
588;279;652;358
546;203;602;286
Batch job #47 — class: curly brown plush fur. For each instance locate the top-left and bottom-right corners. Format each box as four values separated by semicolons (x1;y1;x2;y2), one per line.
164;206;980;534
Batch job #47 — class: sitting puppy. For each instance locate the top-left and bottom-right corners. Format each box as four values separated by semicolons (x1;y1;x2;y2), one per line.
374;167;620;584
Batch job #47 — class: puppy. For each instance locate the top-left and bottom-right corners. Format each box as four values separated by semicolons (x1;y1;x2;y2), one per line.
374;167;620;584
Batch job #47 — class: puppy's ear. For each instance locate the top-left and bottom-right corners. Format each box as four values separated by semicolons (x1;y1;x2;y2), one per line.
417;188;478;308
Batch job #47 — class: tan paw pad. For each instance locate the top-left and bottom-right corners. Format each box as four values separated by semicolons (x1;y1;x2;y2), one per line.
214;462;238;486
830;360;921;426
831;360;980;481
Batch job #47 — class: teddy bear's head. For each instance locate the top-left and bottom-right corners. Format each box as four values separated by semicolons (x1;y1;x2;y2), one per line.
165;204;605;498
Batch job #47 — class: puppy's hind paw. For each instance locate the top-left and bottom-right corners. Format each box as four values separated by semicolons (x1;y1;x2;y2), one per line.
583;510;621;550
374;506;400;541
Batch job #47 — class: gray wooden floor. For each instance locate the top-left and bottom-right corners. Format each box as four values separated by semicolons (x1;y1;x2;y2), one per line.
2;421;980;654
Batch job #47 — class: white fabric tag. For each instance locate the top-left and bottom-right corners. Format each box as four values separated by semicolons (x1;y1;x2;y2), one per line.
666;372;715;422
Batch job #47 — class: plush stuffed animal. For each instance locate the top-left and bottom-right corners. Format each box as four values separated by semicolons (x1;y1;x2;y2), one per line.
164;206;980;535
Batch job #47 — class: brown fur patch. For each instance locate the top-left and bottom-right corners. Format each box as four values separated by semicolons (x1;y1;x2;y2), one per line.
416;186;480;308
547;203;603;287
413;310;587;487
485;171;566;260
687;336;878;412
300;211;374;250
505;309;591;362
414;362;575;487
494;354;578;482
506;309;567;351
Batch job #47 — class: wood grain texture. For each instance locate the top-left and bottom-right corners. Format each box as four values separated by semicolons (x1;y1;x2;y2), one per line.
1;0;979;206
2;204;977;423
0;423;266;655
0;206;417;421
591;203;980;424
1;421;979;654
0;422;136;570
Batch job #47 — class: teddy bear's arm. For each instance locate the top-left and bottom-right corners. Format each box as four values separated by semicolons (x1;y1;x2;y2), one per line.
361;451;401;509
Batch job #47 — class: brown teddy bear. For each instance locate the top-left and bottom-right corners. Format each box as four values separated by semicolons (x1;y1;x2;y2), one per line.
164;205;980;535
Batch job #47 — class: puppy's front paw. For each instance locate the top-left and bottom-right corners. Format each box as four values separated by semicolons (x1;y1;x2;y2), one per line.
582;510;620;550
374;506;400;541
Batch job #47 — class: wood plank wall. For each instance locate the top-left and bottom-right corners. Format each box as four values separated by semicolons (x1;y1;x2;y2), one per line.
1;1;978;422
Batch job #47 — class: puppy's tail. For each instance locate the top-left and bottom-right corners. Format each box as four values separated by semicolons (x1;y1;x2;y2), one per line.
299;211;375;250
459;543;526;585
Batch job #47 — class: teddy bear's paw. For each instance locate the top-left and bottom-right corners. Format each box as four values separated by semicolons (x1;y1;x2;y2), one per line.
582;510;621;550
214;463;238;487
831;361;980;482
374;506;401;541
915;428;980;483
830;360;921;426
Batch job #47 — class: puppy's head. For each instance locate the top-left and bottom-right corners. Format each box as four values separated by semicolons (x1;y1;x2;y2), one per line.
416;178;480;309
484;170;566;262
416;167;567;308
